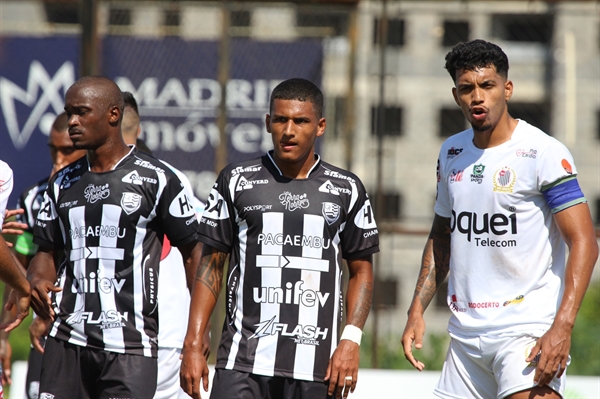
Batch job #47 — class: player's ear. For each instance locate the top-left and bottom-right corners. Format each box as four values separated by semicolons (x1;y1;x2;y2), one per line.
504;79;513;102
316;118;326;137
265;114;272;134
452;87;459;106
108;105;121;126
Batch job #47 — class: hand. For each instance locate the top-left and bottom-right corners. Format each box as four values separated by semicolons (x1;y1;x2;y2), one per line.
29;279;61;320
1;288;30;332
29;317;51;354
526;325;571;387
324;340;360;399
1;209;27;246
401;314;426;371
180;344;210;399
0;338;11;386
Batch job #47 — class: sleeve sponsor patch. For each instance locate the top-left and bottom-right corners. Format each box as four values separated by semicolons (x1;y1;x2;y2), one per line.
168;189;196;218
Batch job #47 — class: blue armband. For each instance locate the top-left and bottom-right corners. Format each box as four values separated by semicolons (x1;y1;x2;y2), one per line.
542;176;586;213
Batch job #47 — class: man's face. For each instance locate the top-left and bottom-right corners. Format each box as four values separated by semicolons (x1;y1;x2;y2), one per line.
64;84;112;150
266;99;325;169
48;128;85;176
452;66;513;133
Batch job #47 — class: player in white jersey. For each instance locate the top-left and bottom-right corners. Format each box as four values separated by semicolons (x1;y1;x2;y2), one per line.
401;40;598;399
181;79;379;399
26;77;203;399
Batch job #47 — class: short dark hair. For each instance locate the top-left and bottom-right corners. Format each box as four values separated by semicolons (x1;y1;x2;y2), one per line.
269;78;324;119
122;91;139;116
444;39;509;83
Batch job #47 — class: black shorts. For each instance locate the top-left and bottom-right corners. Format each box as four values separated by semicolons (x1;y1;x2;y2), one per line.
210;368;332;399
26;336;45;399
39;336;157;399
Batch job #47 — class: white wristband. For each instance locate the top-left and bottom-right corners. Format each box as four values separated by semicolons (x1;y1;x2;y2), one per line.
340;324;363;346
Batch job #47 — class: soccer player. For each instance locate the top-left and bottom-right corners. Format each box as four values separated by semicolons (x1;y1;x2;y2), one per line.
27;76;202;398
10;112;86;399
401;39;599;399
121;91;209;399
180;78;379;399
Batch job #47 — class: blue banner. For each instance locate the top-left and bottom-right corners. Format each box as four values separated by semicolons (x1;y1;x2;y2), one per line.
0;35;322;204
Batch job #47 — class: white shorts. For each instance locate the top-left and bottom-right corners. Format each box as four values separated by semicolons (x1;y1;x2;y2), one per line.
155;347;191;399
434;332;568;399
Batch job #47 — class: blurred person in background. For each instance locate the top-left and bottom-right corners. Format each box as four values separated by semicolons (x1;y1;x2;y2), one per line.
121;91;209;399
27;76;202;398
401;39;598;399
180;78;379;399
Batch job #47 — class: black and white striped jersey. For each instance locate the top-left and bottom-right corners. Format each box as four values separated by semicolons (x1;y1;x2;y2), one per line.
198;152;379;382
17;177;49;233
33;147;198;357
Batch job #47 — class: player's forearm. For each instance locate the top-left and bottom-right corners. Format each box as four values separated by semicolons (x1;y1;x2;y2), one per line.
345;257;373;329
407;215;451;317
183;246;226;349
0;237;29;296
179;241;203;292
553;236;598;330
27;249;57;284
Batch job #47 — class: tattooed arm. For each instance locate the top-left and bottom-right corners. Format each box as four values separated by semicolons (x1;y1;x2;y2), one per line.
325;255;373;399
180;244;228;399
401;214;451;371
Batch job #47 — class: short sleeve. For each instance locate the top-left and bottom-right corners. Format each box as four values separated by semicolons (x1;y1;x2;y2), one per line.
196;169;235;253
0;161;14;229
537;141;578;190
340;178;379;260
157;171;199;248
434;153;452;218
33;183;63;249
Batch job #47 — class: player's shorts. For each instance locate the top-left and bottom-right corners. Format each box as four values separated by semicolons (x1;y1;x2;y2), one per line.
210;368;332;399
39;336;157;399
155;347;190;399
434;332;568;399
26;336;45;399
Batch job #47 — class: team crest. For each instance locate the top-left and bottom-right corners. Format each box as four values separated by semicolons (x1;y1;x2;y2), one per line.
322;202;340;225
493;167;516;193
121;192;142;215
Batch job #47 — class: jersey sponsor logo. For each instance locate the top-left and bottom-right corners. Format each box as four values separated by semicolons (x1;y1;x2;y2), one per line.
470;164;485;184
323;169;355;183
59;174;81;189
235;176;268;191
70;225;126;240
203;188;230;220
121;192;142;215
449;294;467;313
318;180;351;196
134;157;165;173
449;169;464;183
36;198;56;221
450;210;517;244
446;147;463;158
84;184;110;203
121;170;158;185
142;255;158;314
200;217;218;227
71;271;126;294
354;199;377;230
59;200;79;209
503;294;525;307
66;309;128;329
249;316;328;344
322;202;340;225
493;167;516;193
468;301;500;309
257;233;331;249
363;229;378;238
516;149;537;159
231;164;262;176
40;393;55;399
561;159;573;174
279;191;309;211
253;281;330;308
169;189;195;218
243;204;273;212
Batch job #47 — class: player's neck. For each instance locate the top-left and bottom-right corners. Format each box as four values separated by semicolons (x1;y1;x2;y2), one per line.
472;115;518;149
273;152;318;179
87;140;131;173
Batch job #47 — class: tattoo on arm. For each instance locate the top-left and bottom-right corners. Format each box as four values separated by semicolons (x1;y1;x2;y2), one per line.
195;248;227;300
416;215;451;310
350;280;373;327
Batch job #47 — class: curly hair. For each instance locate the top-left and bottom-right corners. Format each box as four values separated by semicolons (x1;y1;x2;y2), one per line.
269;78;324;119
444;39;509;83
